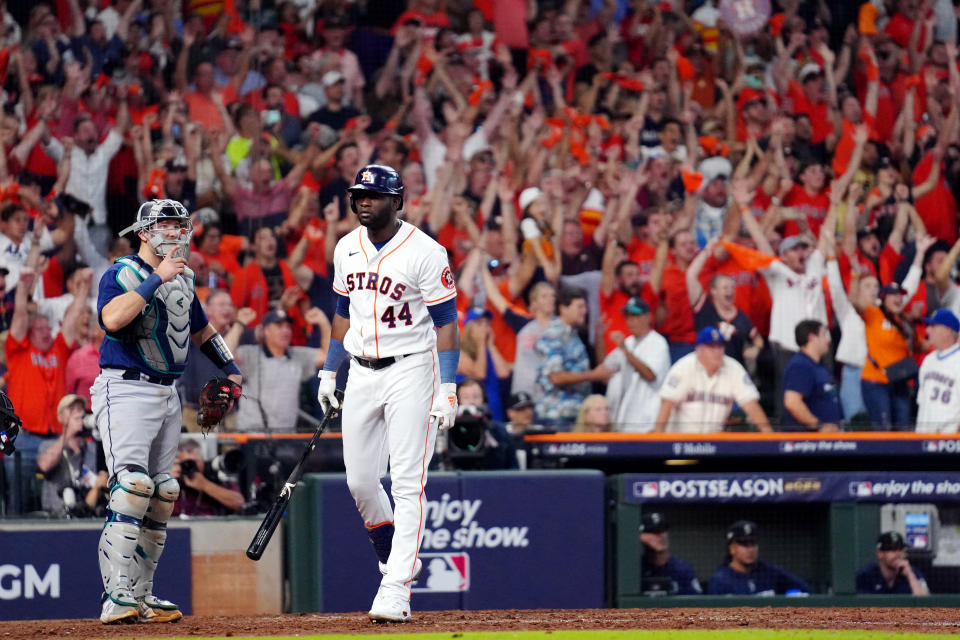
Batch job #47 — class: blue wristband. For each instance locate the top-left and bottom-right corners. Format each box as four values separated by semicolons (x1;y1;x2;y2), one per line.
135;273;162;300
323;338;348;372
438;350;459;384
223;361;241;376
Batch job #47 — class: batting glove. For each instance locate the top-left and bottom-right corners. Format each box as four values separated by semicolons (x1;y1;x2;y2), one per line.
429;382;458;431
317;370;339;414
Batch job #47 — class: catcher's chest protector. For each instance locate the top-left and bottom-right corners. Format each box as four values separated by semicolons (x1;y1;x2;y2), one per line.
114;258;196;375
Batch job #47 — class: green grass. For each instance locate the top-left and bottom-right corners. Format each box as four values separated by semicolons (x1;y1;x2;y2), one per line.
142;631;960;640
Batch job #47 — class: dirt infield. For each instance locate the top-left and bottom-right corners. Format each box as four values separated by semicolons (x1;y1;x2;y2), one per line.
4;608;960;639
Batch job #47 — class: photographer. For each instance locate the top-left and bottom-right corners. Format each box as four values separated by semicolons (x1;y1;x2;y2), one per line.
36;394;107;517
171;440;245;516
442;380;518;470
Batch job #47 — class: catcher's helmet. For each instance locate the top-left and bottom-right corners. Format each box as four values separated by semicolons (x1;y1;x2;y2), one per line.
347;164;404;212
118;199;193;259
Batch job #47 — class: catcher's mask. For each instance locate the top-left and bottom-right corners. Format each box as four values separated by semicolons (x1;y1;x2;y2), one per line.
119;199;193;259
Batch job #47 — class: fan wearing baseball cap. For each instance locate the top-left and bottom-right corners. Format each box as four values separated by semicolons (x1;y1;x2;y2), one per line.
916;309;960;433
594;297;670;432
855;531;929;595
707;520;811;595
654;327;771;433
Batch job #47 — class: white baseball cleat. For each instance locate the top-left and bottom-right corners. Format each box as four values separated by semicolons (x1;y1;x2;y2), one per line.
137;594;183;623
100;592;139;624
368;589;412;623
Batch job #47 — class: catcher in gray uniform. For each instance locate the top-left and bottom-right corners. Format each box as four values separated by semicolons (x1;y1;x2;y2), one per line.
91;199;242;624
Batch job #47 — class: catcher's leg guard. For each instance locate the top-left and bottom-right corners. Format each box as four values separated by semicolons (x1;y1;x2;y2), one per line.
133;474;182;622
99;467;153;621
368;522;394;564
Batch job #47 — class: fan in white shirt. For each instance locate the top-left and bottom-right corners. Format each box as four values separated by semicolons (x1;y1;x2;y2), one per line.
597;297;670;433
655;327;772;434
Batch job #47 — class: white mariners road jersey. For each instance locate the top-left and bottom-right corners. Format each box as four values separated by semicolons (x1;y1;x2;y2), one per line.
917;345;960;434
331;220;456;358
659;353;759;434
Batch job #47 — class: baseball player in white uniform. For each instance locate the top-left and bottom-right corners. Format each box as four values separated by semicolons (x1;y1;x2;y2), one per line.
655;327;772;433
91;200;243;624
316;165;460;623
917;309;960;433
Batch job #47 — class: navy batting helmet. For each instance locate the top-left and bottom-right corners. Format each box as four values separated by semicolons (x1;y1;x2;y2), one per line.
347;164;404;212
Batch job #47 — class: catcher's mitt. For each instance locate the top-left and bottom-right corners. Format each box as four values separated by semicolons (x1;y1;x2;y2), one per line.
198;377;242;433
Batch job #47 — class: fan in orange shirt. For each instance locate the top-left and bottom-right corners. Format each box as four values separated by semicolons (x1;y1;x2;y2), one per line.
193;222;243;290
856;235;936;429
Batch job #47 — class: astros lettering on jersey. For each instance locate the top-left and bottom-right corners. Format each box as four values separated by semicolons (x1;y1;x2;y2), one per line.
331;219;456;359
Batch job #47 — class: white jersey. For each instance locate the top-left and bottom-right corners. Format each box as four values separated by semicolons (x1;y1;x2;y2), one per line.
761;251;826;350
659;352;760;434
331;220;456;359
603;330;671;433
916;344;960;434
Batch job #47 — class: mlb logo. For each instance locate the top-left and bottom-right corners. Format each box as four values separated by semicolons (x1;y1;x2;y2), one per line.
639;482;658;498
411;553;470;592
849;481;872;497
924;441;939;453
781;442;794;453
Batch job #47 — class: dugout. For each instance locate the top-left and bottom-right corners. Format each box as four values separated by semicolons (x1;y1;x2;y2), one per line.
608;472;960;607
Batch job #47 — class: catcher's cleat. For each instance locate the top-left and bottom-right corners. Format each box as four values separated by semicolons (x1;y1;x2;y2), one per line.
100;591;139;624
368;589;411;623
137;595;183;623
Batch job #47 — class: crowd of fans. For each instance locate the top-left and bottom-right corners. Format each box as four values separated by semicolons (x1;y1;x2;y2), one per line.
3;0;960;514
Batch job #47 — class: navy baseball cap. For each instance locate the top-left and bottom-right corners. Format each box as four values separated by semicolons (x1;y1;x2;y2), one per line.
924;308;960;333
622;296;651;316
726;520;758;544
696;326;726;346
464;307;493;324
640;511;669;534
879;283;907;298
262;309;292;326
877;531;906;551
508;392;534;411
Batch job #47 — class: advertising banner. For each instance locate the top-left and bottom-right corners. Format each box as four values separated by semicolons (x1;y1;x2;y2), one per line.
0;527;191;621
624;472;960;504
530;436;960;459
309;471;605;612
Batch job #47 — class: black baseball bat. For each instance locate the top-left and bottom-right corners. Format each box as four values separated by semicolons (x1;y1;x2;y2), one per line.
246;390;343;561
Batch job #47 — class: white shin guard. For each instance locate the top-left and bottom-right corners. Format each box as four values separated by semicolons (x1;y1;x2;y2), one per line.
130;474;179;599
99;469;154;598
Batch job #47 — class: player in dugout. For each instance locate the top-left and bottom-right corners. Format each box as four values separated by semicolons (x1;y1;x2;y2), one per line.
639;511;702;595
707;520;811;595
856;531;929;595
